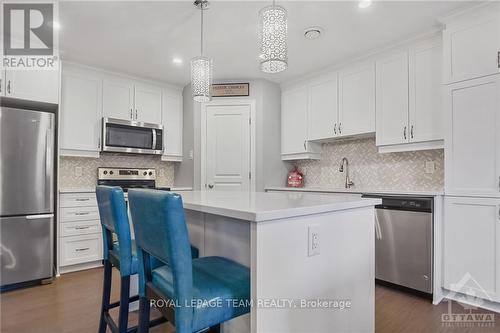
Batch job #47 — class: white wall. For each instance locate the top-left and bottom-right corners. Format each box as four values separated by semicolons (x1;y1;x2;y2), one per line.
175;79;287;191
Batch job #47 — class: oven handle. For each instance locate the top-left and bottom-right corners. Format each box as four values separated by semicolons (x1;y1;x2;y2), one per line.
152;128;157;150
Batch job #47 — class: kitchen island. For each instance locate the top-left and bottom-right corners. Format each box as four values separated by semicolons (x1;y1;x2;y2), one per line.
178;191;381;333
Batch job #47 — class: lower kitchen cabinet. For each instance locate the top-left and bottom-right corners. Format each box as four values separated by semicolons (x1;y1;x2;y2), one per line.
443;196;500;302
59;192;103;273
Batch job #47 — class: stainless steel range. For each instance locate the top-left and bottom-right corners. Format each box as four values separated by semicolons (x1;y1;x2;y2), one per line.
97;167;170;192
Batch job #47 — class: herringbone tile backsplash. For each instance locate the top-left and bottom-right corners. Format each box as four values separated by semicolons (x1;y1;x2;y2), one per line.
59;154;174;190
289;138;444;191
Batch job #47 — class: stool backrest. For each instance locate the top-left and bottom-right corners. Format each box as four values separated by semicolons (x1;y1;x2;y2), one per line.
96;185;134;276
127;189;193;324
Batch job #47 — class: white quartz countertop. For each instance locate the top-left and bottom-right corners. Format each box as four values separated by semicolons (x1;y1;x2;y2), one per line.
265;186;444;197
59;187;193;193
178;191;381;222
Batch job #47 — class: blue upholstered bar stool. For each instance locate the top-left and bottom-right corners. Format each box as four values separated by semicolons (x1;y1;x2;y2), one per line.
128;189;251;333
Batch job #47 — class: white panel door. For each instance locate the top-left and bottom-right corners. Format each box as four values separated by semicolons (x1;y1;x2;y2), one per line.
445;75;500;197
5;69;59;103
162;92;183;158
60;69;102;153
409;38;444;143
376;52;409;146
102;78;134;120
206;104;251;191
134;84;162;124
443;196;500;302
281;87;308;154
308;74;338;141
338;63;375;136
443;8;500;83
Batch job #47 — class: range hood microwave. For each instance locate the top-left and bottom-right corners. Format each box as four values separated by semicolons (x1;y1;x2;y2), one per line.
102;118;163;155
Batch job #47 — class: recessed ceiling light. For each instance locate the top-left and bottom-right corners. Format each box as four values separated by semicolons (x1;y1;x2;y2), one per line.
51;21;61;30
172;57;183;65
304;27;323;40
358;0;372;9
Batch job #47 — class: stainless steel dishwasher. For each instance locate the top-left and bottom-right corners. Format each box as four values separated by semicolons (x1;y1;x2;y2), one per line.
362;195;433;296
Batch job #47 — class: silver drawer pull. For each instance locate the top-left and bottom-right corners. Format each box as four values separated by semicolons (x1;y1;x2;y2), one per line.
75;198;90;202
74;226;91;230
75;212;90;216
75;247;90;252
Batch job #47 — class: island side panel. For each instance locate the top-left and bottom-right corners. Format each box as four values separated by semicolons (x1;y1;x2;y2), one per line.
251;207;375;333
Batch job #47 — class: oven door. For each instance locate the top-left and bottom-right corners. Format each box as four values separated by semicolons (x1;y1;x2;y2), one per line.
102;118;163;154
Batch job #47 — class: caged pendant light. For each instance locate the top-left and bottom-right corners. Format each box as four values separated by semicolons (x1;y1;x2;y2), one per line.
259;0;288;73
191;0;212;102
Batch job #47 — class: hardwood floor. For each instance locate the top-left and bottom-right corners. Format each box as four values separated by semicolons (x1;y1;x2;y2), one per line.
0;267;497;332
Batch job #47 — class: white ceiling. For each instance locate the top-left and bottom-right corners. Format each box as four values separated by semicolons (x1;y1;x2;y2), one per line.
59;1;476;87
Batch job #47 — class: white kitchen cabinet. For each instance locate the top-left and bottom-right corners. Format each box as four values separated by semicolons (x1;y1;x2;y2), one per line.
0;70;5;96
4;69;59;104
376;51;409;146
445;75;500;198
281;85;320;160
102;78;134;120
307;74;338;141
60;67;102;157
443;196;500;302
134;83;162;124
162;92;183;161
338;62;375;137
442;2;500;84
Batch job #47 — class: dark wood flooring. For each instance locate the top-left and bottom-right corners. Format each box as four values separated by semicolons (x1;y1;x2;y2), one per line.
0;267;497;332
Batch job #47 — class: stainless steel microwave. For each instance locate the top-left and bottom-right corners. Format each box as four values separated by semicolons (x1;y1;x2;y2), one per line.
102;118;163;155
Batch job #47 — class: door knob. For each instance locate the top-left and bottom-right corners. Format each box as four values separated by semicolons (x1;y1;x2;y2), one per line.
208;184;214;189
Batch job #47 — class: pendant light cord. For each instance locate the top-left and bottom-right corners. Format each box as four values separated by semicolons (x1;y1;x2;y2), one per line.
200;4;204;56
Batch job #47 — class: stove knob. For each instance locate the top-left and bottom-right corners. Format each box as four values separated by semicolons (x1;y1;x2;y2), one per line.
143;171;147;176
149;171;153;176
109;171;114;175
103;170;107;175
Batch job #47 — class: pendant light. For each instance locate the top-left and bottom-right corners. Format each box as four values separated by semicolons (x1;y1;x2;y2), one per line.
259;0;288;73
191;0;212;102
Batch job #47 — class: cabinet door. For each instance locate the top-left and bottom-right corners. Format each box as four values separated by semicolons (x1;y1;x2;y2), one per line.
162;92;183;159
443;196;500;302
443;7;500;83
282;87;308;155
445;75;500;197
308;74;338;141
134;84;162;124
103;78;134;120
5;69;59;103
409;39;443;143
376;52;409;146
338;63;375;136
60;69;102;154
0;70;5;96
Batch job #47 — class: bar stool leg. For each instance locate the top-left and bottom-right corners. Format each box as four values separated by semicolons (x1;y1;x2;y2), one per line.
117;275;131;333
138;297;151;333
98;260;112;333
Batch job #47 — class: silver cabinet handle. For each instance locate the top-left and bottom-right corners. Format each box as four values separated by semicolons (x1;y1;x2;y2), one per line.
130;109;133;119
410;125;414;139
97;137;101;149
334;123;337;135
75;226;91;230
404;126;407;140
75;247;90;252
339;122;342;134
75;198;90;202
7;80;11;94
303;140;307;150
0;78;2;93
75;212;90;216
208;184;214;189
135;109;138;120
498;51;500;68
498;176;500;192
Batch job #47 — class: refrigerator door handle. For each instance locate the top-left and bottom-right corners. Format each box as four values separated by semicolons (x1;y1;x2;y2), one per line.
45;129;53;211
26;214;54;219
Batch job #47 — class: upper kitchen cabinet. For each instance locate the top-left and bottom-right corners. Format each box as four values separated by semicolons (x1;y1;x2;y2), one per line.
445;75;500;198
307;73;338;141
3;69;59;104
442;2;500;84
161;91;183;162
134;83;162;124
376;51;409;147
102;78;134;120
281;85;321;160
60;66;102;157
338;62;375;137
376;36;444;153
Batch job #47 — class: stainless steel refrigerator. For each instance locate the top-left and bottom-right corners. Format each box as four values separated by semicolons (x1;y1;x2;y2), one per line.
0;104;55;288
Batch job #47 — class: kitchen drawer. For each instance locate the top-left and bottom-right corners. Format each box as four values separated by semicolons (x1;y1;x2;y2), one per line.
60;206;100;222
59;234;103;267
60;193;97;208
60;220;101;237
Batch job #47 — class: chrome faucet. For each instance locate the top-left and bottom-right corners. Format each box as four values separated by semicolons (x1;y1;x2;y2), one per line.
339;157;354;189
